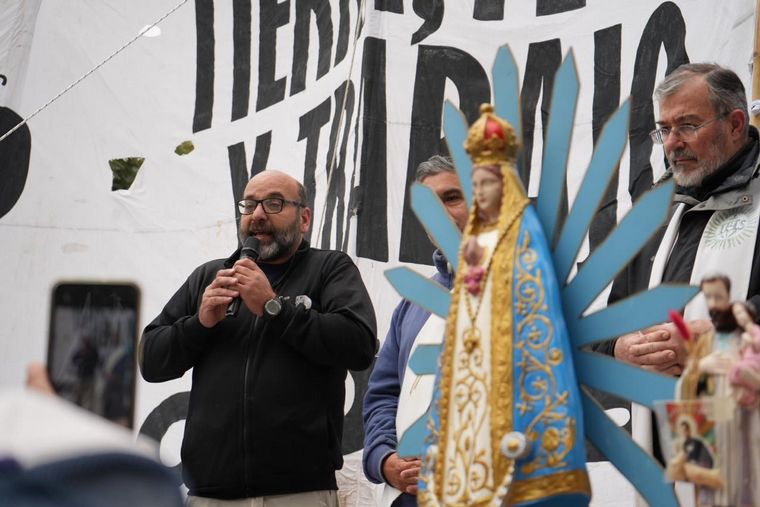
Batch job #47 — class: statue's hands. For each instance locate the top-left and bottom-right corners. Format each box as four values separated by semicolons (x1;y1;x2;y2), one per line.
614;323;687;375
382;452;421;495
732;363;760;391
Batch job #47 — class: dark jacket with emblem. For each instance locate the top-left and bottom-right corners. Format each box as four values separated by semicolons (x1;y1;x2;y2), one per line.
139;240;377;499
594;127;760;356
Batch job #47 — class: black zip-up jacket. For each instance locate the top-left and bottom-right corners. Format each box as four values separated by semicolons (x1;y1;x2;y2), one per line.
139;240;377;499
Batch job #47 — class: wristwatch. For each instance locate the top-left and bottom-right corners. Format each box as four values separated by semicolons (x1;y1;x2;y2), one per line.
264;297;283;319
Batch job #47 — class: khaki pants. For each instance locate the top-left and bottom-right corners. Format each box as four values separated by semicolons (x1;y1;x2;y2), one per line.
186;490;339;507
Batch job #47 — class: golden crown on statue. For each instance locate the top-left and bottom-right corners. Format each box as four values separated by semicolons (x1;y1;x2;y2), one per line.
464;103;519;165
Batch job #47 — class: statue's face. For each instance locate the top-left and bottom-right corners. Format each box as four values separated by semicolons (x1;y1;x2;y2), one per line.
472;167;502;219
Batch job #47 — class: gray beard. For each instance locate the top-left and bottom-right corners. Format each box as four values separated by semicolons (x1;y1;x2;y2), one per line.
239;218;301;262
669;134;728;188
258;226;298;261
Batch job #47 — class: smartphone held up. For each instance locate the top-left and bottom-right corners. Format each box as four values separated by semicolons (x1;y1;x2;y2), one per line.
47;283;139;428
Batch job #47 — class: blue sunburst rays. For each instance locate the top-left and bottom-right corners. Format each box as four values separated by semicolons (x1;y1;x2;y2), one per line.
492;45;522;141
443;101;472;208
387;48;688;507
575;351;676;408
562;184;672;318
535;51;578;244
581;390;679;507
397;343;441;457
410;182;462;272
384;266;450;318
552;99;631;284
562;183;672;317
569;285;700;347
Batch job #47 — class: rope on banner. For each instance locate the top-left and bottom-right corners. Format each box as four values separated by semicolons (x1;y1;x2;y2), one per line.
314;0;369;248
0;0;189;144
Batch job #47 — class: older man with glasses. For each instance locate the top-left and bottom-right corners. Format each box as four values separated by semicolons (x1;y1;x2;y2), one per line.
139;170;377;507
593;63;760;504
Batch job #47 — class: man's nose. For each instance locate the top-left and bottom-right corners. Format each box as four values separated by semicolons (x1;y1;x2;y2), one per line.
663;132;684;152
251;202;269;220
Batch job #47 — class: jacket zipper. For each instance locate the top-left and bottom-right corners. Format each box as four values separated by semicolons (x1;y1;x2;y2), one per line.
242;316;260;497
239;252;298;496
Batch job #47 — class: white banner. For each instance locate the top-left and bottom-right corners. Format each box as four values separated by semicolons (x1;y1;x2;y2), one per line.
0;0;755;504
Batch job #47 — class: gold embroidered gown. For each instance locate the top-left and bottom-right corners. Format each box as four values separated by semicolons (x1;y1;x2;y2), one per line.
417;105;591;507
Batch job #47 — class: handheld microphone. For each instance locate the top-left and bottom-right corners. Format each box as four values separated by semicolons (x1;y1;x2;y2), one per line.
226;235;261;317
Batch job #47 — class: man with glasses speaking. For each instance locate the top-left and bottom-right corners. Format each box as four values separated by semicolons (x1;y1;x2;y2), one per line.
139;170;377;507
593;63;760;467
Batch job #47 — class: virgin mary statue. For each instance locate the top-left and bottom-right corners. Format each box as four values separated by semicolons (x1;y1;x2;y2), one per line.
417;104;590;507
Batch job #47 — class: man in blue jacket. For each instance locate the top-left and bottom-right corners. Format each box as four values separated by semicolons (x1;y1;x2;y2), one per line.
362;156;468;507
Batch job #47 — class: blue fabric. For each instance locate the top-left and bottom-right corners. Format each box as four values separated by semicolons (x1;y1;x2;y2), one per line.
0;452;183;507
362;251;453;507
417;208;589;506
509;207;588;505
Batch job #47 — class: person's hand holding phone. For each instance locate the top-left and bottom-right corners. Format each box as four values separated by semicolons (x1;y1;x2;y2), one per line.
26;362;56;395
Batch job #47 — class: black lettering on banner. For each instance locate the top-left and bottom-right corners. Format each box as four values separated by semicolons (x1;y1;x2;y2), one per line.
375;0;403;13
473;0;505;21
585;25;628;463
138;391;190;482
298;98;332;242
354;0;365;36
0;75;7;86
228;132;272;241
322;81;356;250
629;2;688;202
410;0;443;45
342;364;374;454
400;45;490;264
335;0;350;65
588;24;621;251
192;0;214;133
0;107;31;219
343;57;368;254
536;0;586;16
356;37;389;261
257;0;290;112
521;38;565;225
291;0;334;96
232;0;252;122
343;100;363;253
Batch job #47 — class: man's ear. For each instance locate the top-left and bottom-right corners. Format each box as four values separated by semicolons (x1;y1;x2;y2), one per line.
300;207;312;233
729;109;748;138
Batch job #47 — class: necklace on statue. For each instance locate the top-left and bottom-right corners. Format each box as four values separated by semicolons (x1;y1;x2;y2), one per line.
462;202;527;354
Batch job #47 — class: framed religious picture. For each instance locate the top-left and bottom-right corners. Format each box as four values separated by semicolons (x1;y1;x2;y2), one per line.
654;399;724;505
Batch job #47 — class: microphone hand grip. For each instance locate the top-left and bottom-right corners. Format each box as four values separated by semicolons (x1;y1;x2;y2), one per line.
225;297;242;317
225;236;261;318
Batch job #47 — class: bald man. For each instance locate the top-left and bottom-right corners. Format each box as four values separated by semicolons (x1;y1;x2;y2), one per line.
140;170;377;507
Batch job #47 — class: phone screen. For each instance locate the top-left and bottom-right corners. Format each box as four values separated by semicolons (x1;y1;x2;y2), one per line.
48;283;139;428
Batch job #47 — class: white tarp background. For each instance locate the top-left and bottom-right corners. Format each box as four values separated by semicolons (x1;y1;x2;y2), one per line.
0;1;756;505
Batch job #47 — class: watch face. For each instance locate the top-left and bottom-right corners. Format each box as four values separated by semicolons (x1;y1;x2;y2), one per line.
265;298;281;315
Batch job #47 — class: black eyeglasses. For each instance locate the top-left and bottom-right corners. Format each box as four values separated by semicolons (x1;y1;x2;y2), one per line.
237;198;304;215
649;113;727;144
